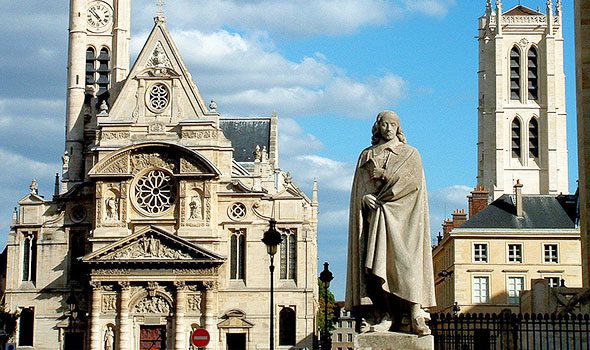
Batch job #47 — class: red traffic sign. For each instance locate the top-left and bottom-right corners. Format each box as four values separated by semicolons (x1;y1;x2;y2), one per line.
191;328;210;347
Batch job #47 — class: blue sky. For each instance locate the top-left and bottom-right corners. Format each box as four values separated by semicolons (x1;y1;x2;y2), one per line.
0;1;578;300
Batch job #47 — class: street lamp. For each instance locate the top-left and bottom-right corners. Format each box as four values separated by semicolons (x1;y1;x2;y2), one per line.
262;218;282;350
319;262;333;350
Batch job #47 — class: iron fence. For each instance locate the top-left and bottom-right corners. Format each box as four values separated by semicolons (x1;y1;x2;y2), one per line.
430;312;590;350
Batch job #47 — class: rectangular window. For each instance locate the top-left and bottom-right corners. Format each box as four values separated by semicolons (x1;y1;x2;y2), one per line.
508;244;522;263
230;229;246;280
508;277;525;304
337;334;343;342
544;244;559;263
280;229;297;281
472;276;489;304
347;333;353;342
545;277;561;288
473;243;488;263
18;307;34;346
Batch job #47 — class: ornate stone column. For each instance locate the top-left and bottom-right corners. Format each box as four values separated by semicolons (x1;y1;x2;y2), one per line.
203;281;219;350
174;281;188;350
118;282;131;350
90;281;102;350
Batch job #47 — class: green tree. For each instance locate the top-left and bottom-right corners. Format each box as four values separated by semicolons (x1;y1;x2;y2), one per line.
317;277;337;334
0;304;17;345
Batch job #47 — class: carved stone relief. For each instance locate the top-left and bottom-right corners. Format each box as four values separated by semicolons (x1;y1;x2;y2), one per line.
134;296;171;314
130;152;176;173
95;151;129;174
102;294;117;313
187;293;202;312
146;42;172;69
105;235;191;260
180;158;205;173
181;130;218;139
101;131;131;141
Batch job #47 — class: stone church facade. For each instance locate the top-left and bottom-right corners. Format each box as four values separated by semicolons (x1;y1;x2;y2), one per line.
1;1;318;350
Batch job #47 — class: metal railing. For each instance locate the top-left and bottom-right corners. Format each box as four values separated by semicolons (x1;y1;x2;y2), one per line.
430;312;590;350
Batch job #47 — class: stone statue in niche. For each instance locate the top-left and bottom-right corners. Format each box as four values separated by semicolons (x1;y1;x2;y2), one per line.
346;111;435;335
105;197;119;221
188;195;202;220
104;326;114;350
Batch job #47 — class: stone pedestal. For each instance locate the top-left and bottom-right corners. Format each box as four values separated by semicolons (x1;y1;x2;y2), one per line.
354;332;434;350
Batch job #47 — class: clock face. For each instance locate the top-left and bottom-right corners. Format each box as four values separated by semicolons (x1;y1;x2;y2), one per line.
87;1;113;32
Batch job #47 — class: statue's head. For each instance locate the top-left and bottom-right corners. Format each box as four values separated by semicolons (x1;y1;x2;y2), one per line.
371;110;407;145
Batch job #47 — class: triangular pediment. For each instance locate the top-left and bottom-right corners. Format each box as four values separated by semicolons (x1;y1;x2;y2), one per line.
504;5;543;16
18;193;45;205
104;18;217;125
82;226;225;265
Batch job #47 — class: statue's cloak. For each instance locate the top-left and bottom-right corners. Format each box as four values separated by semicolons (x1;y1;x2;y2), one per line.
345;142;436;310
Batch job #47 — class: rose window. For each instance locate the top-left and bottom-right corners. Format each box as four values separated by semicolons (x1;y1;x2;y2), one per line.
134;170;176;215
148;83;169;112
228;202;247;221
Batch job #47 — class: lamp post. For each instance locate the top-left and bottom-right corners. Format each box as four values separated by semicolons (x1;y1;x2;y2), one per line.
262;218;282;350
319;262;333;350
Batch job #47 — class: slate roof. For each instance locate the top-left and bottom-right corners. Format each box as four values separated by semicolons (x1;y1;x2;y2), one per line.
460;194;577;230
220;118;271;163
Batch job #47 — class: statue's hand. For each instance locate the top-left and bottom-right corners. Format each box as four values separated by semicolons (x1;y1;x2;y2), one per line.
363;194;379;210
371;167;386;180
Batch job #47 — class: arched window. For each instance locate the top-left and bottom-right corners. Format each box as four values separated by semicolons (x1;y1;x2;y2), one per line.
511;118;522;159
528;47;538;100
22;232;37;282
96;47;111;99
280;229;297;281
529;118;539;158
85;47;96;85
278;307;296;346
230;229;246;280
510;47;521;100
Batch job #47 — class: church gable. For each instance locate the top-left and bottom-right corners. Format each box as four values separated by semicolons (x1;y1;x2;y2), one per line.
103;18;216;125
82;226;225;264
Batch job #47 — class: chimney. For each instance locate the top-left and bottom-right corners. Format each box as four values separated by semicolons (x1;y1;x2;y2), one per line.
514;179;524;218
452;209;467;228
442;219;454;237
468;185;490;218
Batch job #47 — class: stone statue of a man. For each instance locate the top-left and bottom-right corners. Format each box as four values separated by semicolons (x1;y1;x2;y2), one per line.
346;110;436;335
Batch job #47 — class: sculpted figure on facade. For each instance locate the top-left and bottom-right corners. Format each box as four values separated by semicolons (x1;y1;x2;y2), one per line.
188;195;202;220
105;197;119;221
346;111;435;335
104;326;114;350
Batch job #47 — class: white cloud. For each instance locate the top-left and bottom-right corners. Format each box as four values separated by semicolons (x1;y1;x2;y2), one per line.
428;184;472;238
402;0;457;18
134;29;407;118
0;149;59;188
283;154;354;192
279;118;324;156
320;209;349;230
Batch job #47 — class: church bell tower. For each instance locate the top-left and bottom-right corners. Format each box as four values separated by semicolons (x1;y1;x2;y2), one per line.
477;0;569;199
64;0;131;187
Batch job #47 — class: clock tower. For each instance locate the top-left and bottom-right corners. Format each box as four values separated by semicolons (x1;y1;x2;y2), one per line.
65;0;131;187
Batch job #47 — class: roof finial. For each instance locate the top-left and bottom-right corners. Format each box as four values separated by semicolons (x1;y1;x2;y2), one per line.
155;0;166;23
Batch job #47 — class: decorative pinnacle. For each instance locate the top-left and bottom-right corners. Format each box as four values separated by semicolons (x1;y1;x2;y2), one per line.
155;0;166;23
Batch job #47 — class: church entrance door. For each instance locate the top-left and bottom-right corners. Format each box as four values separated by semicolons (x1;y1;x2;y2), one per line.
226;333;246;350
140;325;166;350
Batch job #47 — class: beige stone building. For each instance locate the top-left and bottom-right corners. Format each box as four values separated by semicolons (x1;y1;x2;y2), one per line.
0;1;319;349
477;1;569;199
432;185;581;314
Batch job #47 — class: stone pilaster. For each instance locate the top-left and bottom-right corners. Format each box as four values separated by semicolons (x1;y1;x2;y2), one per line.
118;282;131;350
90;281;102;350
203;281;219;350
175;281;187;350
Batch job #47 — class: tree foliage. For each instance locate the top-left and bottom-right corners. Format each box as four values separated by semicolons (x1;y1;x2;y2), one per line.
317;277;337;333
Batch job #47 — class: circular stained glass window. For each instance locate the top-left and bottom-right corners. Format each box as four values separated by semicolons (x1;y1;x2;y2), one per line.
228;202;247;221
148;83;169;112
134;169;176;215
